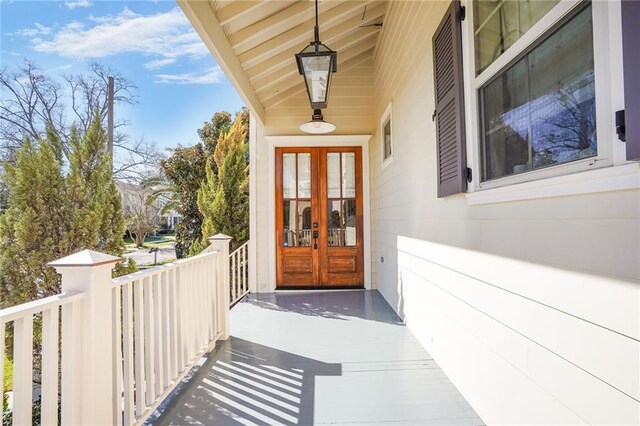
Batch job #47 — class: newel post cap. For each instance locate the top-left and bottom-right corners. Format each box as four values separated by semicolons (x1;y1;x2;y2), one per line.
47;249;121;268
208;233;233;242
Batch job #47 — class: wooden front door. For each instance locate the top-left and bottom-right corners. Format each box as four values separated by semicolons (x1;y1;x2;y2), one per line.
275;147;364;288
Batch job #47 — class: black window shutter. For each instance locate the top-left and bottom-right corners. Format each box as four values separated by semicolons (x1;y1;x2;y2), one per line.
433;0;467;198
622;0;640;160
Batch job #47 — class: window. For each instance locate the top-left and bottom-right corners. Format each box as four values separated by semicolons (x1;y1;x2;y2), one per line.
468;1;606;187
474;0;559;74
479;4;595;182
380;102;393;166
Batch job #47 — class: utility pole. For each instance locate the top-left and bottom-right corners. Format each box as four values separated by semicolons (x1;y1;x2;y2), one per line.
107;76;114;166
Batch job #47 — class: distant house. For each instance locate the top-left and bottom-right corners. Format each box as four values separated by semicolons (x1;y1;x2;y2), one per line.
115;180;181;231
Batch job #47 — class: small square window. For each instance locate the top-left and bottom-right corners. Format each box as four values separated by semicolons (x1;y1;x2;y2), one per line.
380;102;393;166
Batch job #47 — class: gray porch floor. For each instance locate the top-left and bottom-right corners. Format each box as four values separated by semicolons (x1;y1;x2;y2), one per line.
153;290;483;425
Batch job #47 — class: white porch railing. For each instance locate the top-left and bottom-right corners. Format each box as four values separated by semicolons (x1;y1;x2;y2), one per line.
230;241;249;306
0;233;232;426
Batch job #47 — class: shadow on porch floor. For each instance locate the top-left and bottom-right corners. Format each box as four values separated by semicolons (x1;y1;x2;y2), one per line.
151;290;483;425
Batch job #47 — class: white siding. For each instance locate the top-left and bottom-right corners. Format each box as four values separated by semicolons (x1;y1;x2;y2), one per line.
371;1;640;424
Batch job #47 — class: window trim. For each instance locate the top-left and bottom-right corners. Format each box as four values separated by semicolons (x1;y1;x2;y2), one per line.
461;0;628;197
380;102;394;169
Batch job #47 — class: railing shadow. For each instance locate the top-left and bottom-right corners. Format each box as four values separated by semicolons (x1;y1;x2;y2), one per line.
243;290;403;325
151;337;341;425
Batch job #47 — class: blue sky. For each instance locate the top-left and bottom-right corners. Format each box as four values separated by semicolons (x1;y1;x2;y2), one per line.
0;0;244;152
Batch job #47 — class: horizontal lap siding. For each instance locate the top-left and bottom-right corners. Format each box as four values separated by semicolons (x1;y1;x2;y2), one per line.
371;1;639;424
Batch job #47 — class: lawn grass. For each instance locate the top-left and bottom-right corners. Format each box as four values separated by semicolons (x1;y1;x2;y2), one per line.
124;233;175;249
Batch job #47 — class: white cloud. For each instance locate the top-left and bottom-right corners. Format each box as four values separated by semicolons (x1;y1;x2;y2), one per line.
155;67;225;85
28;7;208;68
13;22;52;37
144;58;176;70
64;0;92;9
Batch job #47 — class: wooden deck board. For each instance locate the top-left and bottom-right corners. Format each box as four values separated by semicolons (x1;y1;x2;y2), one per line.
151;290;484;425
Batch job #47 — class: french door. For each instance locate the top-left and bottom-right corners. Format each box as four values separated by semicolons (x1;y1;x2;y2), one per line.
275;147;364;288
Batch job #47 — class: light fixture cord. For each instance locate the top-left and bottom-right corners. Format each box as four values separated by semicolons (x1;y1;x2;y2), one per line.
314;0;320;49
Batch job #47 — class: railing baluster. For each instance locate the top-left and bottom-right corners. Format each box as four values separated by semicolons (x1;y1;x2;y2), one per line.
61;300;81;424
198;259;206;351
112;285;123;425
153;273;163;398
42;306;60;425
161;270;171;391
169;267;179;380
143;276;155;406
122;282;135;425
212;253;218;337
175;265;184;373
232;252;237;304
207;254;215;342
13;314;34;425
242;244;247;294
133;279;146;419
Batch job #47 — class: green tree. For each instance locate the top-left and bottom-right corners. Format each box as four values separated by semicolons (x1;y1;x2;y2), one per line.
3;354;12;411
197;111;232;154
157;144;207;258
194;117;249;254
0;116;135;309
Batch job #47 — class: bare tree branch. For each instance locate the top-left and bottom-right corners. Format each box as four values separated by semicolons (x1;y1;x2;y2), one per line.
1;59;157;182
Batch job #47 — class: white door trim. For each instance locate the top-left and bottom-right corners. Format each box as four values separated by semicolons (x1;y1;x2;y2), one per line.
267;135;372;292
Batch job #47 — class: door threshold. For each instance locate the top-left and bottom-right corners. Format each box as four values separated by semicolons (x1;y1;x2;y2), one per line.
275;286;365;292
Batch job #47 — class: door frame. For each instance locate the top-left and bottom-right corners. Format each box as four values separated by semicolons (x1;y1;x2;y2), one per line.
267;135;372;292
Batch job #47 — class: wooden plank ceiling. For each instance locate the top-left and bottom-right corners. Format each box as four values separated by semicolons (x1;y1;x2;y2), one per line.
207;0;387;110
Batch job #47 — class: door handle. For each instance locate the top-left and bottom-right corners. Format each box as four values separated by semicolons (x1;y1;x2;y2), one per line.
313;230;318;249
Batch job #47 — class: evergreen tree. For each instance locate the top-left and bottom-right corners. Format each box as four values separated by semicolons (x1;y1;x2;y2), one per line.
0;116;134;308
0;130;67;306
194;117;249;254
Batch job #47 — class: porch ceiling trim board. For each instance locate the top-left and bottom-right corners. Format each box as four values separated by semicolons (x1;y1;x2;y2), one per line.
216;0;300;35
245;5;385;83
230;0;344;54
178;0;265;124
239;1;380;72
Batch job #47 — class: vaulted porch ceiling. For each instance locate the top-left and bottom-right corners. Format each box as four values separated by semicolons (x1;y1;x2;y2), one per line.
179;0;388;124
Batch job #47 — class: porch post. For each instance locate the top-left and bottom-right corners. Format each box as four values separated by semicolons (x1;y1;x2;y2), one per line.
48;250;121;425
208;233;232;340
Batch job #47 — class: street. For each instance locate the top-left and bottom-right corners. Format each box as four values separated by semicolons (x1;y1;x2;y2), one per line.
123;246;176;266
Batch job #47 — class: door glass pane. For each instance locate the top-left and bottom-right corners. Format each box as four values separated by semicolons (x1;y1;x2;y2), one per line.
297;201;312;247
282;200;297;247
282;153;296;198
342;152;356;198
343;199;357;246
297;153;311;198
327;200;342;246
327;153;341;198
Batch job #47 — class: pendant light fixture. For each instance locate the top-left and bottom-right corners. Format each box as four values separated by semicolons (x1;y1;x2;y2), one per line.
298;109;336;134
295;0;337;133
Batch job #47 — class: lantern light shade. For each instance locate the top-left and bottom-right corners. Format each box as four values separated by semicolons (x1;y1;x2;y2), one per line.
295;42;337;110
299;109;336;134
